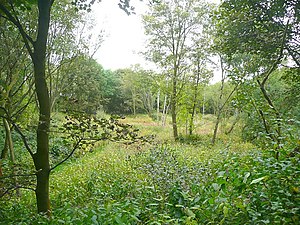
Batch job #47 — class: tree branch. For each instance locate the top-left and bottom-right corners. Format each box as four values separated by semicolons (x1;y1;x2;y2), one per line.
261;21;289;86
0;3;34;57
286;46;300;67
12;123;35;159
0;185;35;198
49;138;82;172
0;172;37;180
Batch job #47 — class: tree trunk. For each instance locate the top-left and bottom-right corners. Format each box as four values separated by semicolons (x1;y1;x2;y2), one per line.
189;102;196;135
3;119;15;163
212;55;225;145
1;134;8;159
257;79;282;160
33;57;51;214
212;113;221;145
2;118;19;194
225;111;239;135
171;99;178;140
31;0;52;215
156;90;160;122
0;0;52;215
171;79;178;140
161;95;167;126
132;88;136;116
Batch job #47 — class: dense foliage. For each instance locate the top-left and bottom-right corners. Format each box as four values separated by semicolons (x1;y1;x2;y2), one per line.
0;0;299;222
1;137;299;224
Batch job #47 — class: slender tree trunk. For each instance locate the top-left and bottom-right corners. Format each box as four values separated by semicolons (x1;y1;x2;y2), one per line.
132;88;136;116
31;0;52;215
171;99;178;140
0;0;52;215
161;95;168;126
225;110;239;135
3;118;19;195
1;134;8;159
156;90;160;122
3;119;15;163
171;77;178;140
189;103;196;135
212;113;221;145
257;79;282;160
189;59;201;135
212;55;225;145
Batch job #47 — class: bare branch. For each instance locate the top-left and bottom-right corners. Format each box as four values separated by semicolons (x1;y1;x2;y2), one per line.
11;123;34;159
49;138;82;172
0;172;37;180
0;185;35;198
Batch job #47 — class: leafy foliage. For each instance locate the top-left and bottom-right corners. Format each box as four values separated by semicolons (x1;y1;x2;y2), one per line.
1;134;299;224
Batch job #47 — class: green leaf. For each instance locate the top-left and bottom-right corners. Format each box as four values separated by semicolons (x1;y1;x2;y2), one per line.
223;205;229;216
243;172;251;183
91;215;99;225
212;183;220;191
250;176;266;185
185;208;195;218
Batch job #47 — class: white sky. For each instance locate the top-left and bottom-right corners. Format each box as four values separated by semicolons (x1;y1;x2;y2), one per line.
92;0;221;82
92;0;152;70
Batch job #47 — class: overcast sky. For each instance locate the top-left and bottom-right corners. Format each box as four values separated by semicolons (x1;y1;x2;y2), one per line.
92;0;151;70
91;0;221;82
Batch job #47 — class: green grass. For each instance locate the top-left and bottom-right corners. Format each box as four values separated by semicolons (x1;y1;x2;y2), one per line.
0;114;299;224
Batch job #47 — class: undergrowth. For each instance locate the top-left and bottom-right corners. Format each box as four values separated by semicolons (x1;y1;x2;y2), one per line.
1;139;299;224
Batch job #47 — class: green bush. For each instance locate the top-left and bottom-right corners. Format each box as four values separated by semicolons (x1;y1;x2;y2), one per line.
1;141;299;224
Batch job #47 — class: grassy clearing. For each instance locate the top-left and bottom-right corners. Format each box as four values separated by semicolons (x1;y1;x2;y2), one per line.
0;114;299;224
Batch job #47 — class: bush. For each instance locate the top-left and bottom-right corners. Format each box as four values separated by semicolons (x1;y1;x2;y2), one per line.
1;142;299;224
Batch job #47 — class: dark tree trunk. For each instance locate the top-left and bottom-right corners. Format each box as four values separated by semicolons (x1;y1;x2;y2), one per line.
189;58;201;135
1;134;8;159
212;113;221;145
189;103;196;135
31;0;52;215
171;78;178;140
0;0;53;215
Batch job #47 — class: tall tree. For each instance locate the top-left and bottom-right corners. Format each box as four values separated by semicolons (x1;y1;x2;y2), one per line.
0;0;135;215
214;0;300;157
143;0;211;140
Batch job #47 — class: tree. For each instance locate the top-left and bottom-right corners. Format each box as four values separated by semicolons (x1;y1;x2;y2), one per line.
211;56;237;144
59;55;106;114
0;0;135;215
0;19;34;160
143;0;211;140
214;0;300;157
47;2;103;112
186;39;212;135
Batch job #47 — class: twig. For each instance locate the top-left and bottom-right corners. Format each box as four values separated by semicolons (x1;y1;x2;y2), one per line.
12;124;34;159
0;185;35;198
0;172;37;180
49;138;83;172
